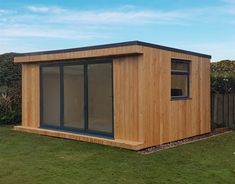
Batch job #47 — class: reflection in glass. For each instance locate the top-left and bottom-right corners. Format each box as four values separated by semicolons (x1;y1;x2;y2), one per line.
64;65;84;129
88;63;112;133
42;67;60;126
171;62;189;72
171;74;188;97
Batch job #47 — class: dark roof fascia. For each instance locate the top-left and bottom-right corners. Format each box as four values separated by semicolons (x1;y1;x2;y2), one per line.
136;41;211;59
16;41;211;59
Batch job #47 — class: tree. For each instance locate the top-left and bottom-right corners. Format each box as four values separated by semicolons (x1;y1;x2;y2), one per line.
211;60;235;94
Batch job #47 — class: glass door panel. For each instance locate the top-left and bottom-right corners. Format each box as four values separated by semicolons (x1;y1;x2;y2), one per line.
87;63;113;133
41;66;60;127
63;65;84;129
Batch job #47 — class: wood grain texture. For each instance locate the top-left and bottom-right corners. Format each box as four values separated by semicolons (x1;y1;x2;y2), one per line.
17;45;211;150
14;45;143;63
21;64;40;128
113;55;144;143
14;126;144;150
140;47;211;148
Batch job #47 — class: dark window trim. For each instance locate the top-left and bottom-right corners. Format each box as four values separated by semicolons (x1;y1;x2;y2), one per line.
40;65;61;130
60;65;64;129
171;59;191;100
84;64;88;132
40;58;113;67
40;59;114;139
171;96;192;101
172;58;191;63
40;124;113;139
171;71;189;75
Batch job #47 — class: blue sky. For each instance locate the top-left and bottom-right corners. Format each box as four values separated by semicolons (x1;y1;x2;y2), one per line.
0;0;235;61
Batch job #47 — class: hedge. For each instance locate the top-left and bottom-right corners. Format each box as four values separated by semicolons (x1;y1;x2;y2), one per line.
211;60;235;94
0;53;21;124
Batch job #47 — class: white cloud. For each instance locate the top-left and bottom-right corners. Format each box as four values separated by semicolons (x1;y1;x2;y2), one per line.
223;0;235;4
49;10;188;25
118;5;137;11
21;4;235;27
0;24;108;39
183;40;235;61
220;0;235;14
0;3;235;58
0;9;16;16
1;3;235;32
22;5;196;25
0;37;39;53
26;5;64;14
0;9;7;14
0;5;193;44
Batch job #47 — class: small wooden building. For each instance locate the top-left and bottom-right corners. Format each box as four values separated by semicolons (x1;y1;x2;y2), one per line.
14;41;211;150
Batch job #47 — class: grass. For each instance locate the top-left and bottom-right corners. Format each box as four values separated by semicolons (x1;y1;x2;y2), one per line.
0;125;235;184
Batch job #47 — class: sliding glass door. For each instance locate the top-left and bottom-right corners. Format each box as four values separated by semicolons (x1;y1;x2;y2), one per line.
64;65;84;129
40;60;113;137
88;63;113;133
41;66;60;128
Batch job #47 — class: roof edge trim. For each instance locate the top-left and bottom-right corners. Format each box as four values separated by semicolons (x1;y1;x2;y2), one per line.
15;41;211;59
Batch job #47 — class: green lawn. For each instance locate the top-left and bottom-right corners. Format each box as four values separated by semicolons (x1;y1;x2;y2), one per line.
0;125;235;184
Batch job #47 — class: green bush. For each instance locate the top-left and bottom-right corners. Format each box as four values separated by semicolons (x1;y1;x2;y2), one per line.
0;53;21;124
211;60;235;94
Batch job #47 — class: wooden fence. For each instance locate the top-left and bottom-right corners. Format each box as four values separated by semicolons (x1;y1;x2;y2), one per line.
211;94;235;129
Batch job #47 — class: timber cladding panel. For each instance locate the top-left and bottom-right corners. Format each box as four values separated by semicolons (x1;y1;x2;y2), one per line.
15;41;211;150
113;55;144;143
21;64;40;128
14;45;143;63
140;47;211;147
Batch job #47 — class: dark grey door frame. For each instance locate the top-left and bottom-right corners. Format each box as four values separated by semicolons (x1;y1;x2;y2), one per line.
40;59;114;138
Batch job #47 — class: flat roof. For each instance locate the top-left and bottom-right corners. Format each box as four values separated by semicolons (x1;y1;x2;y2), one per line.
17;41;211;59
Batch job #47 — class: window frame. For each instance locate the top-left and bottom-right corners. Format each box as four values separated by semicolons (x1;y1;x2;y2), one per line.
40;59;114;138
171;58;191;100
